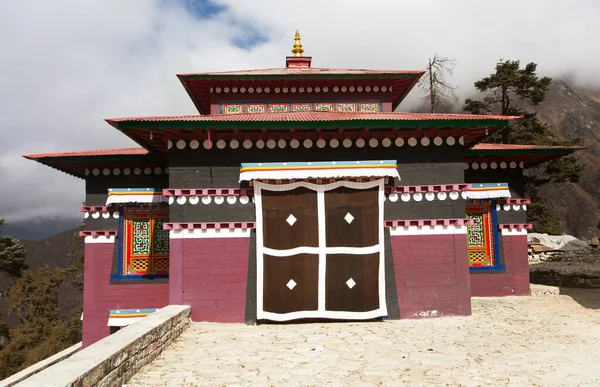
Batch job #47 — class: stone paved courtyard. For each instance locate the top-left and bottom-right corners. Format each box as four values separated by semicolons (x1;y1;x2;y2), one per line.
127;289;600;386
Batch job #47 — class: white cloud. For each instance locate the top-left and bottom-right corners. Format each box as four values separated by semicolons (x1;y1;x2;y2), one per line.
1;0;599;221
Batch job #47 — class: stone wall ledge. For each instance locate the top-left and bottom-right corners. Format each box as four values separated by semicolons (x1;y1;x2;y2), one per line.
14;305;191;387
0;343;82;387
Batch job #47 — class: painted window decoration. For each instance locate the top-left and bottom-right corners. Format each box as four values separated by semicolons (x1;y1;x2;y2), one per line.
121;205;169;276
221;102;381;114
466;200;498;267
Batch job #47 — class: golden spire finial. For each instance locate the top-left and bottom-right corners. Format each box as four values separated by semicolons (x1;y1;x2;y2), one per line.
291;30;304;57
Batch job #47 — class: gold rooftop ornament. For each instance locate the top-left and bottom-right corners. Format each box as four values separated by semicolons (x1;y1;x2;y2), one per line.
291;30;304;57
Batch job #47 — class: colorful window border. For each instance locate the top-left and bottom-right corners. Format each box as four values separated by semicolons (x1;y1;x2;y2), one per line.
466;199;504;272
111;204;169;280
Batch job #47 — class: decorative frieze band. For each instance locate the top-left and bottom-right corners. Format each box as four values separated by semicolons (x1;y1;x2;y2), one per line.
84;167;168;177
210;85;392;94
464;161;524;170
163;222;256;230
386;218;475;236
499;223;532;235
167;136;465;151
80;230;118;243
81;206;119;220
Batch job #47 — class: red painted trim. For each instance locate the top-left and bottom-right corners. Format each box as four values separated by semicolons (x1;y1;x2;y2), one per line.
497;199;531;205
80;206;116;213
79;230;119;237
386;184;469;194
385;218;475;227
498;223;533;230
163;222;256;230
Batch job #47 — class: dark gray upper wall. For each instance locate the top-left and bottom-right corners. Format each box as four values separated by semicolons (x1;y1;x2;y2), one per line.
169;143;466;188
464;167;525;198
85;173;169;230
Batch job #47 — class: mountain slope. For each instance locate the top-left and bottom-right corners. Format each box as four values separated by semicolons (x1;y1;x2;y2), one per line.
535;80;600;239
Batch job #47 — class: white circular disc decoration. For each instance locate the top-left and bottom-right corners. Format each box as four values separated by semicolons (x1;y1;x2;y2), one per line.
341;86;347;92
425;192;435;201
144;167;152;175
124;168;131;175
522;204;528;211
243;140;252;149
84;212;89;219
395;138;404;147
168;196;174;205
459;136;465;145
103;168;110;175
239;195;250;204
167;140;173;149
216;140;226;149
509;161;517;169
290;139;300;149
176;196;186;205
201;196;212;205
421;137;430;146
256;140;265;149
152;167;160;174
500;162;508;169
355;138;365;148
437;192;447;201
176;140;186;149
134;168;141;175
278;139;286;149
113;212;120;219
330;139;339;148
503;204;511;211
463;163;469;170
519;161;524;168
369;138;379;147
102;212;110;219
413;193;423;202
480;162;488;170
490;162;498;169
343;139;352;148
408;137;418;147
303;139;313;148
113;168;121;175
92;212;100;219
164;167;169;174
266;139;276;149
230;140;239;149
449;191;460;200
433;137;443;146
496;204;501;211
85;169;90;176
461;191;468;200
190;140;200;149
401;193;411;202
203;140;213;149
472;163;479;170
357;86;363;92
513;204;521;211
316;139;326;148
388;193;398;202
214;196;225;205
446;137;456;146
189;196;200;205
227;196;237;204
381;138;392;147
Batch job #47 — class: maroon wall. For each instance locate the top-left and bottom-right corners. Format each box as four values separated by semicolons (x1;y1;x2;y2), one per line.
390;233;471;318
470;233;530;296
82;242;169;348
170;236;250;323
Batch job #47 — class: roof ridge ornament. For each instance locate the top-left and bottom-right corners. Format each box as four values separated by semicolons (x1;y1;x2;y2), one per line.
291;30;304;57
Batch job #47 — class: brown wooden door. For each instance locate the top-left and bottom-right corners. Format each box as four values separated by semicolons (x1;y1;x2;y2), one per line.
256;181;387;321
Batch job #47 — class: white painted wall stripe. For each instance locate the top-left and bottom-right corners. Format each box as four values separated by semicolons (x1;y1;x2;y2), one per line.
84;235;116;244
169;228;251;239
388;225;467;236
501;228;528;236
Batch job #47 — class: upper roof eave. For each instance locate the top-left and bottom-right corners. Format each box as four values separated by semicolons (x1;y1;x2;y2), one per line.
176;69;425;80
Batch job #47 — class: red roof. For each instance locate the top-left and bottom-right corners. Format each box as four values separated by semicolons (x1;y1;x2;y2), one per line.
106;111;520;125
23;147;148;159
178;68;424;76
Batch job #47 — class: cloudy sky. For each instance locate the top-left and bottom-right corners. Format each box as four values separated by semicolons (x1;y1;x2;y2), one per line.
1;0;599;222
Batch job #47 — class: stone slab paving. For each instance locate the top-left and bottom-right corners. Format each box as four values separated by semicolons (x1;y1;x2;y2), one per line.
127;290;600;386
